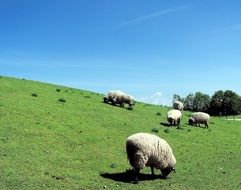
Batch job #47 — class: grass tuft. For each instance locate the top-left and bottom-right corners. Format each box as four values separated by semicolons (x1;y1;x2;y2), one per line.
31;93;38;97
164;129;170;133
58;98;66;103
151;128;159;133
156;112;162;116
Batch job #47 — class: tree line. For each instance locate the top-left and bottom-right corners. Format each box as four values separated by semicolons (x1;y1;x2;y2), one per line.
173;90;241;116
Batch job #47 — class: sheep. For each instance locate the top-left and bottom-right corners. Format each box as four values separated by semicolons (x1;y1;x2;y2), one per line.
126;132;176;183
167;109;182;126
114;93;135;109
188;112;210;129
173;100;184;111
103;90;124;105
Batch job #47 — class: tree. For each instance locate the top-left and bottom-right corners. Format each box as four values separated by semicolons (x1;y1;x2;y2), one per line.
222;90;240;116
173;94;184;102
193;92;210;113
210;90;224;115
183;93;195;111
182;90;241;116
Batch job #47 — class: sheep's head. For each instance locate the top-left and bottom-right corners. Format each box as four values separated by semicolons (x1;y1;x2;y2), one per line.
161;167;175;179
131;100;135;106
103;96;108;103
188;117;196;125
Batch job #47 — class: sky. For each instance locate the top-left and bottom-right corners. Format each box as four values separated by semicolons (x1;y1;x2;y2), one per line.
1;0;241;105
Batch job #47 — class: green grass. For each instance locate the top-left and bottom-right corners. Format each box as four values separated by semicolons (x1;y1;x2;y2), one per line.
0;76;241;190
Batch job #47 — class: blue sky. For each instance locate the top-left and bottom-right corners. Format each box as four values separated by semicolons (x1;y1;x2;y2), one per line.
1;0;241;105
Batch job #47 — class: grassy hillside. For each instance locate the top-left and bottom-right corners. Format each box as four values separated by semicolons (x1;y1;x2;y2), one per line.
0;76;241;190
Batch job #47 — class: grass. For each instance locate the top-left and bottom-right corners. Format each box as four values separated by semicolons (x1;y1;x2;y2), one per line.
0;76;241;190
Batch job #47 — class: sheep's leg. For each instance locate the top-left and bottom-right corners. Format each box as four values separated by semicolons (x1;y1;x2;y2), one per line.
205;123;208;129
177;118;180;126
134;168;140;184
150;166;155;175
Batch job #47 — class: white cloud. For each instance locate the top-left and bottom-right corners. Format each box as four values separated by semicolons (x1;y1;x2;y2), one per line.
113;5;191;28
138;92;169;105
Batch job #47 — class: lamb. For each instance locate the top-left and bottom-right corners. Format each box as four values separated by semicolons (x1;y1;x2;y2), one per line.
126;133;176;183
167;109;182;126
188;112;210;129
173;100;184;111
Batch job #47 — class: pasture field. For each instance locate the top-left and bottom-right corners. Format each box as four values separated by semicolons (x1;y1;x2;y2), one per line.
0;76;241;190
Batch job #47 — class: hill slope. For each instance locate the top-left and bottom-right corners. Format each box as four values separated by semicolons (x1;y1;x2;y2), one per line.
0;76;241;190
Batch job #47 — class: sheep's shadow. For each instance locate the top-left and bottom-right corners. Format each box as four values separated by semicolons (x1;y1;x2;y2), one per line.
102;102;133;111
160;122;173;127
100;170;161;183
188;123;207;129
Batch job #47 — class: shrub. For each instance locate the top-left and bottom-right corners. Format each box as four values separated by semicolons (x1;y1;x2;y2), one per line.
56;89;61;92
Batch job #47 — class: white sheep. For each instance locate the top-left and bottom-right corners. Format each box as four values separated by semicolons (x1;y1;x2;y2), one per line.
113;92;135;109
126;133;176;183
173;100;184;111
167;109;182;126
188;112;210;129
103;90;124;105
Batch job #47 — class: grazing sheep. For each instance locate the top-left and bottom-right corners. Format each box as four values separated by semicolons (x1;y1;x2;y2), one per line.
167;110;182;126
105;91;135;109
173;100;184;111
103;90;124;105
112;92;125;107
188;112;210;129
126;133;176;183
114;94;135;109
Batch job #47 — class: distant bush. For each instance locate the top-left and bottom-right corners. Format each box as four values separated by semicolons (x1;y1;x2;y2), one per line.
58;98;66;103
31;93;38;97
56;89;61;92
